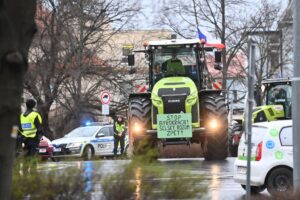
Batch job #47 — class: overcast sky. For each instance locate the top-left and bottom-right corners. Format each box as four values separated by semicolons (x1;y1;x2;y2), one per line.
133;0;290;41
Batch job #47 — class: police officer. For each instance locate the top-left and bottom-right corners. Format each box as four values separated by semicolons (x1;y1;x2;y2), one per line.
113;115;126;157
19;99;43;156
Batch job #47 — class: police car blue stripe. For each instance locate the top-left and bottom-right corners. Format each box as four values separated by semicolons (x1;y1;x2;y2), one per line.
90;138;114;143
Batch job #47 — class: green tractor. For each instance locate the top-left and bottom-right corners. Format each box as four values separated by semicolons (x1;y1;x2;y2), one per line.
229;78;292;156
127;36;229;160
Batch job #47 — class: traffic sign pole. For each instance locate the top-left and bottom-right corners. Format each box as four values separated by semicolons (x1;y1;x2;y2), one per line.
245;40;256;200
100;91;111;122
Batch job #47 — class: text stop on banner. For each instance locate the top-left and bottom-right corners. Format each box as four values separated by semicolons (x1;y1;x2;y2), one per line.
157;113;192;138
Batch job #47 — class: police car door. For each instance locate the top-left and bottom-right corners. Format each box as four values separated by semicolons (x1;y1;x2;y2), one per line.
94;127;114;155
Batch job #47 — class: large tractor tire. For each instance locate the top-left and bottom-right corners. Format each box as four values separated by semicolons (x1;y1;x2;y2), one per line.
229;123;242;157
201;94;228;160
128;96;157;157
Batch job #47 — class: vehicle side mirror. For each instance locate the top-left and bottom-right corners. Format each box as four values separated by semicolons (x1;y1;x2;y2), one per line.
96;133;105;138
128;54;135;66
214;51;222;70
233;90;238;103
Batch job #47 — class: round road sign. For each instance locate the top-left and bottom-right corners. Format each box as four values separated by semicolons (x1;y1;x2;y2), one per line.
100;91;111;104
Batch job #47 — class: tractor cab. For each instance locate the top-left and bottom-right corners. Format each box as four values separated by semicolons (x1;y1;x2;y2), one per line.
151;45;200;88
264;79;292;118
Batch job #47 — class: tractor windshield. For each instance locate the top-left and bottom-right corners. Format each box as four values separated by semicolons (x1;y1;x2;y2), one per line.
266;83;292;118
151;48;199;86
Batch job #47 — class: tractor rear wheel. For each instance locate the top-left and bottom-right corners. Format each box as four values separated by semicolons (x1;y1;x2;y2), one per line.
201;94;228;160
229;123;242;157
128;96;157;157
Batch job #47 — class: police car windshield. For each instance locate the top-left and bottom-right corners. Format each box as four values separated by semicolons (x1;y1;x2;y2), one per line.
64;126;99;138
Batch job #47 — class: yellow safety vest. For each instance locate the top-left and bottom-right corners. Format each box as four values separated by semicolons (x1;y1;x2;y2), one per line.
20;112;42;138
115;122;125;133
167;59;185;74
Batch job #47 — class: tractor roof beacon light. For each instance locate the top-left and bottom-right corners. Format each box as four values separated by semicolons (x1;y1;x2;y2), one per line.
143;41;149;48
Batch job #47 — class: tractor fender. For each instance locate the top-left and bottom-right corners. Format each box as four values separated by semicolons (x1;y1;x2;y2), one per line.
199;89;224;96
129;92;151;99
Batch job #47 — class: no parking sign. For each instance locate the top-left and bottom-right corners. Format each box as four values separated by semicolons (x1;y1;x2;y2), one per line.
100;91;111;105
100;91;111;115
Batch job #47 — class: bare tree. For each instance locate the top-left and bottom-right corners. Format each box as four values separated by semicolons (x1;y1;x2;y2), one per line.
156;0;285;90
25;0;140;138
243;2;292;106
0;0;37;199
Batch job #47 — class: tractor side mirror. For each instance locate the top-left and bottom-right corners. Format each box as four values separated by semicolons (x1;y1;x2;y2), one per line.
214;51;222;70
233;90;238;103
128;54;135;66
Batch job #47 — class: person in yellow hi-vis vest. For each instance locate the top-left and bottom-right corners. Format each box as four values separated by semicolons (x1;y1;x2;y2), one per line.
19;99;44;156
113;115;127;157
162;51;185;75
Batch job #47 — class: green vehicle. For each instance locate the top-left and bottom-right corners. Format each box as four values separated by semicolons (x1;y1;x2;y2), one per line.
127;36;228;160
229;78;292;156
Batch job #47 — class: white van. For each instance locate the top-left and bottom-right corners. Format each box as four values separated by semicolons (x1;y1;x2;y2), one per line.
233;120;293;196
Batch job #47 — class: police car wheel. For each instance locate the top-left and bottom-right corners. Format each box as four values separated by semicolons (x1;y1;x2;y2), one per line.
267;168;292;196
82;145;94;161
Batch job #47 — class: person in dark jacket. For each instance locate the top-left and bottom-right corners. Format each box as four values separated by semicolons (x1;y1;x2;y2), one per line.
19;99;44;156
113;115;127;157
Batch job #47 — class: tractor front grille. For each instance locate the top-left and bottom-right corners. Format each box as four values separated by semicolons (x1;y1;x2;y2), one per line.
158;87;190;114
152;87;195;126
162;95;187;113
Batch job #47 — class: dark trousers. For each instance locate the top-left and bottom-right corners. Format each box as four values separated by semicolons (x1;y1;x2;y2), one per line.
23;137;39;156
113;136;125;155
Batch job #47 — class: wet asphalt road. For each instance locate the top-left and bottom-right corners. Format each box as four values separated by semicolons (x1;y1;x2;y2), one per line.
39;157;271;200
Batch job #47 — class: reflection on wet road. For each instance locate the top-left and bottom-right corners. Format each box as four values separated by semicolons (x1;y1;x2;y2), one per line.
40;157;271;199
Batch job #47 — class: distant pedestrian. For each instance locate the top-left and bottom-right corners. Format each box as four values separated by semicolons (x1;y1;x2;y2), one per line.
19;99;43;156
113;115;126;157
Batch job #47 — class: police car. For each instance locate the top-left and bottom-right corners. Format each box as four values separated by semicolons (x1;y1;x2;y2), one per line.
234;120;293;196
51;123;129;160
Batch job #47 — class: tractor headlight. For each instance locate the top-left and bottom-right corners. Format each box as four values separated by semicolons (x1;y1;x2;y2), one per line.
186;91;198;104
208;119;219;130
132;122;143;134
